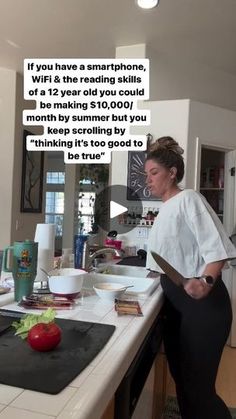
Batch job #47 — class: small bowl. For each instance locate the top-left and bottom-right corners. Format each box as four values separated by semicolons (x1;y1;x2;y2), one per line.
48;268;86;297
93;282;126;301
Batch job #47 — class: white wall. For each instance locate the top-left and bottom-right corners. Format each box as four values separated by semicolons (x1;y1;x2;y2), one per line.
0;68;16;248
0;70;45;249
186;100;236;189
11;73;44;244
188;100;236;148
148;47;236;112
116;43;236;111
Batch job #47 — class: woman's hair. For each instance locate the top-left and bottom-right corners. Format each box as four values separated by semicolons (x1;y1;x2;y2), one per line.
146;136;185;183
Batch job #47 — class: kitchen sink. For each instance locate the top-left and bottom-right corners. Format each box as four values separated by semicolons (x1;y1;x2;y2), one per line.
96;265;150;278
82;265;160;296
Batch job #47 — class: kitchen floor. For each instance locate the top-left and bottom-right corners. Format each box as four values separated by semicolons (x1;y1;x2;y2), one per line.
166;345;236;408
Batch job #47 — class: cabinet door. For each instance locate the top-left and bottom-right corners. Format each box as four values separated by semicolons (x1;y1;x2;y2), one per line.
198;142;225;221
193;137;202;191
223;149;236;347
223;150;236;235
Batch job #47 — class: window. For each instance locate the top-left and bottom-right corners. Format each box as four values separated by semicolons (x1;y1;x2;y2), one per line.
45;171;65;236
46;172;65;184
78;192;96;234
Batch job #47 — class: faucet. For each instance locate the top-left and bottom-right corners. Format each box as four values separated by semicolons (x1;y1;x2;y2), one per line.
82;242;122;271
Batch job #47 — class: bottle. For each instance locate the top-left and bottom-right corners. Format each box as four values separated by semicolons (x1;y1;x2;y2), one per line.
118;213;124;225
218;166;224;188
123;211;128;225
141;215;146;226
131;212;136;225
136;212;141;225
74;234;88;269
145;209;152;225
127;212;132;224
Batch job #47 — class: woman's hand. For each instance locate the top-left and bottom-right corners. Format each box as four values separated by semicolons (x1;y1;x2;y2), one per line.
183;278;212;299
184;261;225;299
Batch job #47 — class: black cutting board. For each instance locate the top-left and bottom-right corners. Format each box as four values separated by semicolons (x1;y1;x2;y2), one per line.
0;313;115;394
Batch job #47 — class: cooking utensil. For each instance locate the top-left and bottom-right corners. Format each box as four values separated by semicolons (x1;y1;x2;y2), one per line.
118;285;134;291
40;267;51;279
151;251;187;287
40;267;60;279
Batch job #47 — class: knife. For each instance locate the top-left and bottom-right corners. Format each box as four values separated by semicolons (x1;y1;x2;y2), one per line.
151;251;187;287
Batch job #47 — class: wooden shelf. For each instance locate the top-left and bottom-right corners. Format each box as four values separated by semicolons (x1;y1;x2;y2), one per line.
200;148;225;223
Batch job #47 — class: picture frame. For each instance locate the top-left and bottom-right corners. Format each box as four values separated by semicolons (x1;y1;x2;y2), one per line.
20;129;44;213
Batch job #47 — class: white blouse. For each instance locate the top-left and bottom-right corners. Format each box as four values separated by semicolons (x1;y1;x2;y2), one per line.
146;189;236;278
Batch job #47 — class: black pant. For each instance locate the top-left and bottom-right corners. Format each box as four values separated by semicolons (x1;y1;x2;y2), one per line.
160;275;232;419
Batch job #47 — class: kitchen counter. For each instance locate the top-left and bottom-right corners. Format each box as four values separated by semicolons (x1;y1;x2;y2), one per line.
0;279;164;419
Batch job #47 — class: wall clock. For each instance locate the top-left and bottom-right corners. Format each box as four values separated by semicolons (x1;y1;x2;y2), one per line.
127;150;159;201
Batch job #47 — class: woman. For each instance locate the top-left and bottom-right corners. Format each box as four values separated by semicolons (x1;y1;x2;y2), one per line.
145;136;236;419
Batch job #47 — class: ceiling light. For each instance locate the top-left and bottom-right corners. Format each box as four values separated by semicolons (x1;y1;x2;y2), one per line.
136;0;159;9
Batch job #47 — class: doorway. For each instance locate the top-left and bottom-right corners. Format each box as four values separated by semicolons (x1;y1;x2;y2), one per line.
199;147;225;223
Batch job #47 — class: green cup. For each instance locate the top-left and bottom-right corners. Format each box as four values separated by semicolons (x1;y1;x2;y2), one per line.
3;240;38;302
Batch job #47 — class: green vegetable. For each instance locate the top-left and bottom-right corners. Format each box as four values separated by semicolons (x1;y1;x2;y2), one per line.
12;308;56;339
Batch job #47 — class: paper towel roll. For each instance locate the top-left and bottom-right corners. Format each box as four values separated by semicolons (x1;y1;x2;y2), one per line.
34;224;56;283
34;223;56;250
35;248;55;283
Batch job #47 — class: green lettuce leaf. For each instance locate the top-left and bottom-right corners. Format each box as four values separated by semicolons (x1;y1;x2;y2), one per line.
12;308;56;339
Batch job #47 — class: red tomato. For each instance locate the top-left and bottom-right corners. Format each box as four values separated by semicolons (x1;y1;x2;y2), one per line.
27;322;62;352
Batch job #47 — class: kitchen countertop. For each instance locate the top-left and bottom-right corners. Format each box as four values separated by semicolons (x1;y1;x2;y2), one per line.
0;278;164;419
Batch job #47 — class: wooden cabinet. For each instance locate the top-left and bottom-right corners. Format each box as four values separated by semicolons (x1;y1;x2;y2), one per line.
200;148;225;222
101;398;115;419
100;351;167;419
152;351;167;419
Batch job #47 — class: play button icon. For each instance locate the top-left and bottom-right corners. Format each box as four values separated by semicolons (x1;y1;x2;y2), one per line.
110;201;128;219
94;184;143;234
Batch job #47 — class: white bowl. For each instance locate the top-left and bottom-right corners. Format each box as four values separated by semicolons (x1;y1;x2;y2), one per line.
48;268;86;298
93;282;126;301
